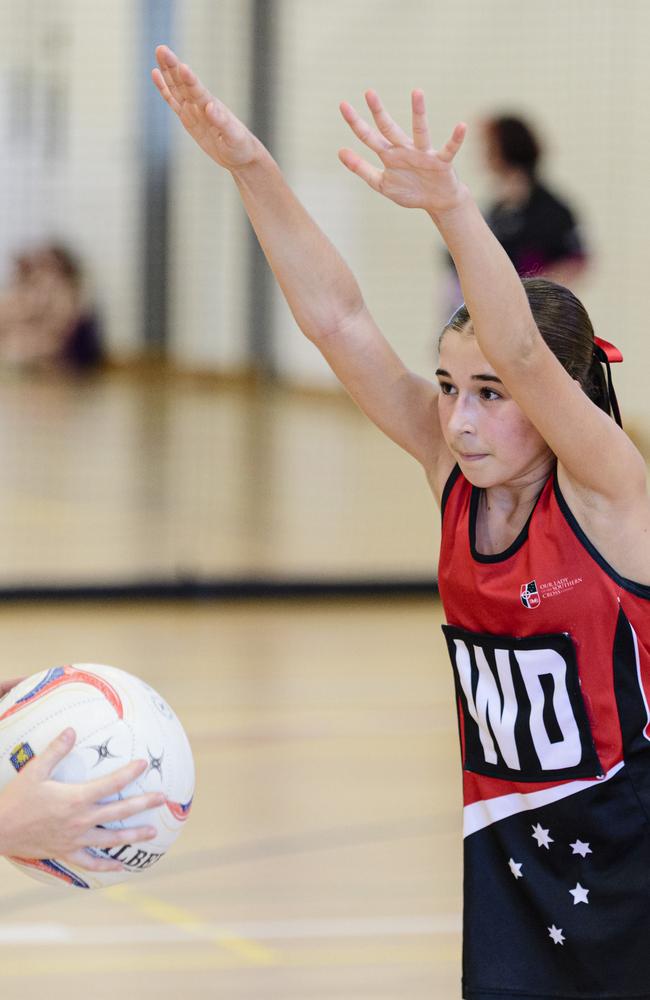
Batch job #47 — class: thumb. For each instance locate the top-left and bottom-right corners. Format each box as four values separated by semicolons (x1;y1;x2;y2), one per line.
27;728;76;780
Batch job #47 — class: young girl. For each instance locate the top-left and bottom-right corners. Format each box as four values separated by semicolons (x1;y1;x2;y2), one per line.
0;677;165;875
153;45;650;999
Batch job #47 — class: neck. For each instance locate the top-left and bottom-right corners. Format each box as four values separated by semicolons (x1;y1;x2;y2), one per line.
494;168;534;207
482;458;555;518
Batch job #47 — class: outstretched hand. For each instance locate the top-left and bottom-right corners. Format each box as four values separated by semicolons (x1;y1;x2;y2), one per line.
152;46;261;171
339;90;467;215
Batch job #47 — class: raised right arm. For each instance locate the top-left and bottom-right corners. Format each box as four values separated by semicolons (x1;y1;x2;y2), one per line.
152;47;448;474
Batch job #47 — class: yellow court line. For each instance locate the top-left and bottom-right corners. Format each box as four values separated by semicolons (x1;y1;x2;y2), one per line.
0;951;239;978
0;939;453;978
105;884;279;966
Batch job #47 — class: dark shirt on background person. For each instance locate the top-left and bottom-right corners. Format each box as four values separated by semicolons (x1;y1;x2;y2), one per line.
486;180;586;277
443;115;589;319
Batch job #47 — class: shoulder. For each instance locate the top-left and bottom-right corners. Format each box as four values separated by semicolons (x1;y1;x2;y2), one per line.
427;453;462;510
556;461;650;586
440;462;464;516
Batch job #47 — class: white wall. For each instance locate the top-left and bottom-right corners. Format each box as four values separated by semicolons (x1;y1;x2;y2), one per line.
0;0;140;356
1;1;649;429
268;0;650;428
167;0;252;371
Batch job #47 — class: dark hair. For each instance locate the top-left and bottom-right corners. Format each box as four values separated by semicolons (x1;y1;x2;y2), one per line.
443;278;613;418
486;116;541;177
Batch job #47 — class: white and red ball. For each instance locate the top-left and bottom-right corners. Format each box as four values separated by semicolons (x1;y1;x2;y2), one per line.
0;663;194;889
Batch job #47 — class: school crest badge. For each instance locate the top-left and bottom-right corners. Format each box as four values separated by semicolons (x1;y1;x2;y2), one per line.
520;580;540;609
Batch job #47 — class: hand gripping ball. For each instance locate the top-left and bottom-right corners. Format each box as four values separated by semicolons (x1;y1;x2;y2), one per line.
0;664;194;889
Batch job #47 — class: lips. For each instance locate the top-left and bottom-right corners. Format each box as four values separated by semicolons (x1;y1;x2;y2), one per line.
458;452;488;461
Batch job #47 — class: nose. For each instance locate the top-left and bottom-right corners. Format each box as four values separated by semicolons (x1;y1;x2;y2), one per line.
446;392;477;437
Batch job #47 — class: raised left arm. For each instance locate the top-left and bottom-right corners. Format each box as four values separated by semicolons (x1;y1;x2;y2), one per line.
339;91;648;505
431;192;647;503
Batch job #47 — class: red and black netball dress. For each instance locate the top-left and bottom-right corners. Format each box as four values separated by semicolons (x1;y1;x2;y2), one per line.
438;465;650;1000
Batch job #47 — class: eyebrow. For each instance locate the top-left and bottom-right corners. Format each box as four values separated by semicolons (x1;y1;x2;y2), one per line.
435;368;503;384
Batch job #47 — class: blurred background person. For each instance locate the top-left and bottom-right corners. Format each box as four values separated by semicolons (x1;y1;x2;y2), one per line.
482;114;589;282
443;113;589;316
0;242;103;372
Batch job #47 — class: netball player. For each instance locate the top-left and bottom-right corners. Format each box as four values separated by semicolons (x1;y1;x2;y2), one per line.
153;44;650;999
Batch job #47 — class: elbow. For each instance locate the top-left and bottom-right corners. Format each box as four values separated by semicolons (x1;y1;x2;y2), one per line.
307;291;366;345
324;298;367;341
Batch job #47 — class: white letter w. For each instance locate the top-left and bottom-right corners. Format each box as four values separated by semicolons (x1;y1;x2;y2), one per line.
454;639;520;770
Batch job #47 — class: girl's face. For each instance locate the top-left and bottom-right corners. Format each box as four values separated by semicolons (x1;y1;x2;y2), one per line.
436;329;553;488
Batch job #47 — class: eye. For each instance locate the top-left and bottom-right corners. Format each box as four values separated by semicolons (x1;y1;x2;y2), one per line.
479;386;502;401
438;381;456;396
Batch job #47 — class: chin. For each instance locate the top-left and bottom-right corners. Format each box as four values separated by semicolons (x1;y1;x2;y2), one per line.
461;470;497;489
457;457;497;487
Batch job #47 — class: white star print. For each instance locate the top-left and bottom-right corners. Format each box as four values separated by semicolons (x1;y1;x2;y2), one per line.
548;925;565;945
569;882;590;905
531;823;554;849
508;858;523;879
570;839;592;858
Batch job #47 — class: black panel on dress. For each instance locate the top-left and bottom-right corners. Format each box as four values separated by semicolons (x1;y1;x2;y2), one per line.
612;606;650;821
442;624;603;782
462;770;650;999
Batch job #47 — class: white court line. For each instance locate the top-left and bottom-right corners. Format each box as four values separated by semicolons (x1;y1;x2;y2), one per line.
0;915;461;945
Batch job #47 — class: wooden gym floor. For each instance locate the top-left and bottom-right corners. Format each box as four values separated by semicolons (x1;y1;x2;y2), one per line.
0;370;462;998
0;370;440;586
0;598;462;1000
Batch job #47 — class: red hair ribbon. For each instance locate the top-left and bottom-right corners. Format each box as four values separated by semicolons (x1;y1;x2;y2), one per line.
593;336;623;364
592;337;623;427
